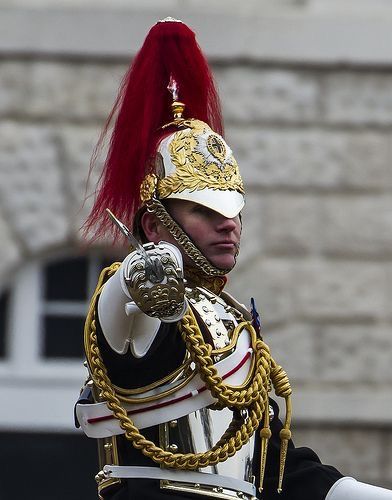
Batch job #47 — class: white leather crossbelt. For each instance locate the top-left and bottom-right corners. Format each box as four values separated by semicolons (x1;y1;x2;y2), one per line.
103;465;257;497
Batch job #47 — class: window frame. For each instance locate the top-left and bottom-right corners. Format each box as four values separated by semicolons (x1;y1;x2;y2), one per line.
0;249;123;431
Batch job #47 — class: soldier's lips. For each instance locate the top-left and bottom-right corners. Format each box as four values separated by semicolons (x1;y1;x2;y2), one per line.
211;242;238;250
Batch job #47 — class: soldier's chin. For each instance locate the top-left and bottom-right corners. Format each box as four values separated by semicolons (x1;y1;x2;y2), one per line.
210;255;237;273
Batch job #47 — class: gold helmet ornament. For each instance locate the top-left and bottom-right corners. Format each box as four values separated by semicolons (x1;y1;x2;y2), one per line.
141;119;245;219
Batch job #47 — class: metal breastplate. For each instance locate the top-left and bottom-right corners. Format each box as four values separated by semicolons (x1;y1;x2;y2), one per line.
187;286;243;351
159;408;256;499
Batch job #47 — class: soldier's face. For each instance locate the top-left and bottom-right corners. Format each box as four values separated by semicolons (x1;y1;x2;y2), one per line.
160;200;241;271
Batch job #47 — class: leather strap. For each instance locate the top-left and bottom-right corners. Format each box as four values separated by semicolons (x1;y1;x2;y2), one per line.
103;465;257;497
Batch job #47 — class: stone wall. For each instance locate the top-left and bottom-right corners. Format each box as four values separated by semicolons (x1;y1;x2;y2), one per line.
223;64;392;487
0;2;391;489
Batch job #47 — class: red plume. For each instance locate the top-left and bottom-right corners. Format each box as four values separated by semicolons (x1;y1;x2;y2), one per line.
84;20;223;241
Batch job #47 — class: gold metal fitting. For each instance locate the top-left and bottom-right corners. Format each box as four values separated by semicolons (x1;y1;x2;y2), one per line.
95;470;106;484
171;101;185;121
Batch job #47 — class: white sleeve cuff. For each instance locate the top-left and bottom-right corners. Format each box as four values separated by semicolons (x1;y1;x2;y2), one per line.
326;477;392;500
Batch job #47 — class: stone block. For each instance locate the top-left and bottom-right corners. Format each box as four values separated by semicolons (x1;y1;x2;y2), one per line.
293;261;387;320
0;62;27;116
260;194;321;255
229;257;294;326
293;386;392;424
293;426;386;483
0;212;21;283
24;61;125;121
227;128;390;191
321;196;392;258
324;72;392;125
386;266;392;322
55;124;102;238
384;433;392;485
317;324;392;383
217;68;320;123
236;191;264;263
264;322;317;382
0;122;69;252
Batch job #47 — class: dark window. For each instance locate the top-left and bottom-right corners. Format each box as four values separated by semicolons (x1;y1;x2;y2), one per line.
0;291;9;358
41;253;122;360
44;257;88;301
43;315;85;358
42;256;89;360
0;432;98;500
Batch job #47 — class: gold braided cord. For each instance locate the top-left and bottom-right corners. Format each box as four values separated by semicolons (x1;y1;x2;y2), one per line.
84;264;292;491
83;262;120;360
178;309;271;409
86;314;265;470
178;306;293;492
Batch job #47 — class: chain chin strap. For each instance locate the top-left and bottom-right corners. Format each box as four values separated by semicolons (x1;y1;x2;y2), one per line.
85;264;292;492
146;199;232;277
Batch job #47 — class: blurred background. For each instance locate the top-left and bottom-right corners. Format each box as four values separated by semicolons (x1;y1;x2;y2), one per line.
0;0;391;498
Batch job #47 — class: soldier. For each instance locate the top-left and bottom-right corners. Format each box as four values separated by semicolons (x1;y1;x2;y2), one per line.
76;19;392;500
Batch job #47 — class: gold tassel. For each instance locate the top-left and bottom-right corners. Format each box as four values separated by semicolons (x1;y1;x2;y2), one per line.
258;400;272;493
277;395;292;493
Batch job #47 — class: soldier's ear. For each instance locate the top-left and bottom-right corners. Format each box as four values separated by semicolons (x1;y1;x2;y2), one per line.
140;211;163;243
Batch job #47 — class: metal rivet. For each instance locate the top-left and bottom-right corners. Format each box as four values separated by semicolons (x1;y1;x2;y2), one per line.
241;409;248;420
169;444;178;452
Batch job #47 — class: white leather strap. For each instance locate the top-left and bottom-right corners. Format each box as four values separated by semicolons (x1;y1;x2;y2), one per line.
326;477;392;499
103;465;257;497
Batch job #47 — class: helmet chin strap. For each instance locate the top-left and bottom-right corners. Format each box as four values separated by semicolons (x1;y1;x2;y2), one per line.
146;198;236;277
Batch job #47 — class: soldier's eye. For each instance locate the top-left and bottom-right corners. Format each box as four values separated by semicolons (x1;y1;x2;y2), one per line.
192;205;212;216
